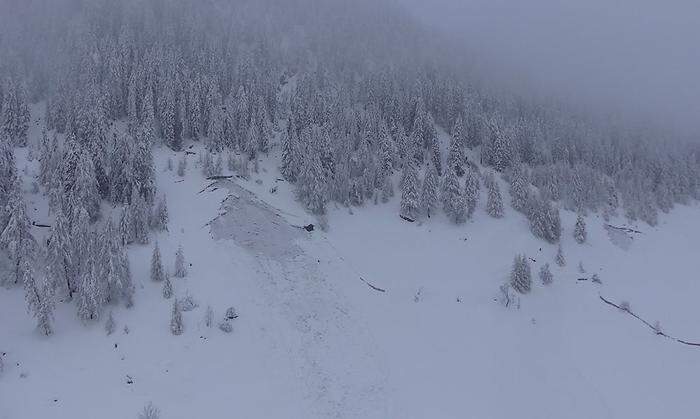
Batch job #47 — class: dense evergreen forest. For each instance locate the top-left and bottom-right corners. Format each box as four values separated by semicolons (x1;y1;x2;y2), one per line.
1;0;698;333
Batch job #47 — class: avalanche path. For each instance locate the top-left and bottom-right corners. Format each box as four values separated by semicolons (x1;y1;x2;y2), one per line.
209;180;388;419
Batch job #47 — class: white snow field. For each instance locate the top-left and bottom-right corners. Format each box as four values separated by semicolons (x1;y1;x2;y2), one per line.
1;113;700;419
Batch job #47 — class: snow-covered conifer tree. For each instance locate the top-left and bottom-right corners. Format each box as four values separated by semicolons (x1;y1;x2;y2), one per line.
539;263;553;285
377;121;395;182
151;242;165;282
174;245;187;278
76;237;103;322
527;193;561;243
177;155;187;177
170;300;183;335
46;208;74;297
132;135;156;204
159;79;178;149
150;196;169;231
555;244;566;267
118;206;133;245
510;254;532;294
235;155;249;179
484;172;504;218
38;129;59;187
509;167;530;213
70;149;101;220
105;220;134;307
22;261;55;336
207;104;226;152
109;133;135;205
0;180;36;285
447;116;466;176
574;214;587;244
162;273;173;299
280;127;299;182
129;188;150;245
442;168;465;223
380;176;394;203
400;162;420;221
296;141;327;215
463;166;480;219
201;151;215;177
214;154;223;176
420;163;439;218
141;86;156;145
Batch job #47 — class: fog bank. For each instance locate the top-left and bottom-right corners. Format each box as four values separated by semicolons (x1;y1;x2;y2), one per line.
399;0;700;138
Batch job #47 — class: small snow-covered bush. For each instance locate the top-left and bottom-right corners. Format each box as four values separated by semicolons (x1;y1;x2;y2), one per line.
105;311;116;336
219;321;233;333
179;295;198;312
539;263;553;285
204;306;214;328
139;402;160;419
555;244;566;267
225;306;238;320
498;284;520;309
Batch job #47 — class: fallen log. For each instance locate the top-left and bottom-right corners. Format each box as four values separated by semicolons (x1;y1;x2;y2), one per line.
198;181;218;194
599;295;700;348
399;214;415;223
206;175;235;180
605;224;643;234
360;276;386;293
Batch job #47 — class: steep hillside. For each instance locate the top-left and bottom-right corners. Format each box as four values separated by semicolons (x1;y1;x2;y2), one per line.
2;111;699;418
1;1;699;418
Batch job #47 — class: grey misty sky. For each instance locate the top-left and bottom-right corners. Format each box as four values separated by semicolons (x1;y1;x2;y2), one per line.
397;0;700;138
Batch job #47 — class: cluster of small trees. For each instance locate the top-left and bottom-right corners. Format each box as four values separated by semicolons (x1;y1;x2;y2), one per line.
509;255;554;296
0;114;168;333
36;119;167;327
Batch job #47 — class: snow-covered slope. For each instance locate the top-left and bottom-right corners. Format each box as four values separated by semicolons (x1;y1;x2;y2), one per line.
2;118;700;419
